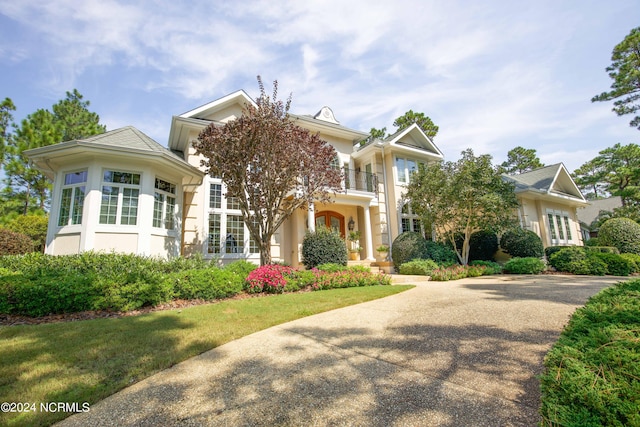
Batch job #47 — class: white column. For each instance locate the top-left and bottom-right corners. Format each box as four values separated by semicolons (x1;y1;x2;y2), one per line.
363;204;375;260
307;202;315;232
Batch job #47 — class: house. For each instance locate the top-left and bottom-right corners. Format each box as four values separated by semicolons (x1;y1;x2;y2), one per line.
576;196;623;239
25;89;586;264
505;164;589;247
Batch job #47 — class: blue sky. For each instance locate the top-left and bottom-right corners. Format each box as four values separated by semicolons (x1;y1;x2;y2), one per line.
0;0;638;172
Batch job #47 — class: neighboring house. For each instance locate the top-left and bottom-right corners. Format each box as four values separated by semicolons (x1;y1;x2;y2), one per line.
505;164;589;247
25;89;586;264
576;196;623;239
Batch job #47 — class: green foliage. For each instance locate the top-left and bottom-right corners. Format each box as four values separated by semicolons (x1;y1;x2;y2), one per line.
584;237;600;246
4;214;48;252
430;265;470;281
585;246;620;254
620;253;640;273
424;240;458;264
0;228;34;255
540;279;640;426
545;246;569;259
591;252;633;276
399;259;439;276
313;270;391;290
549;247;608;275
467;230;499;261
194;77;342;265
316;263;348;272
405;149;519;265
224;260;258;280
470;260;503;274
503;257;546;274
171;268;243;300
391;231;428;268
301;227;348;269
598;217;640;255
500;228;544;258
591;26;640;129
499;146;544;174
392;110;439;140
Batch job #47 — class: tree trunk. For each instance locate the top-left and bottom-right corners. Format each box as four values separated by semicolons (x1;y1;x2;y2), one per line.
259;238;272;266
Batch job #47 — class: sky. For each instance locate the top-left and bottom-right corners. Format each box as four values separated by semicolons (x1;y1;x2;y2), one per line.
0;0;638;173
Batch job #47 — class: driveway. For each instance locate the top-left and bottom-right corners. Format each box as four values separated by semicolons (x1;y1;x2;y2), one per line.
57;274;623;427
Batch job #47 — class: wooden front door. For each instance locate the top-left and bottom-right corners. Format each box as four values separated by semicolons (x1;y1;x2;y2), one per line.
315;211;345;238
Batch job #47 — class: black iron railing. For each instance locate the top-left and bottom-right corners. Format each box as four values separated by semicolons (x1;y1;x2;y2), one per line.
342;168;378;194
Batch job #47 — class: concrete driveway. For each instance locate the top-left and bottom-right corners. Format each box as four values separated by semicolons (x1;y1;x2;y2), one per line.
57;274;624;427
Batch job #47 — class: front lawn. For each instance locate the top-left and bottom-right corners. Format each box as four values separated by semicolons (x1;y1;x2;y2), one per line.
0;285;412;427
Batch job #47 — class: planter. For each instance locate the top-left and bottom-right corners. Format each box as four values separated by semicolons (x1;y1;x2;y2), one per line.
348;251;360;261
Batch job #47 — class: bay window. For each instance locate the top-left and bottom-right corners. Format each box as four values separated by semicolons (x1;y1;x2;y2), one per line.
58;170;87;226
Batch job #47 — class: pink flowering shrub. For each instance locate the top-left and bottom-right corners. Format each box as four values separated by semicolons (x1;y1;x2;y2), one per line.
245;264;295;293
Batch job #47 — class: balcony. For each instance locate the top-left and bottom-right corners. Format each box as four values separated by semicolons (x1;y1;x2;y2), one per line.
342;168;378;195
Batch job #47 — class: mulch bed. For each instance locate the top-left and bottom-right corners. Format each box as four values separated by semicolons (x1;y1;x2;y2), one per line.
0;293;263;326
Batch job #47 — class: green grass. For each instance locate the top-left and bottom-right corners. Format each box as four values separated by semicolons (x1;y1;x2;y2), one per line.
0;285;412;427
540;278;640;426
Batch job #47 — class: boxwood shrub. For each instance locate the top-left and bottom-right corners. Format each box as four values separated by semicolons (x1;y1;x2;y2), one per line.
391;232;429;268
591;252;633;276
468;230;499;262
503;257;546;274
598;217;640;255
399;259;439;276
544;245;570;259
620;253;640;273
301;227;347;269
171;268;244;299
549;247;607;276
500;228;544;258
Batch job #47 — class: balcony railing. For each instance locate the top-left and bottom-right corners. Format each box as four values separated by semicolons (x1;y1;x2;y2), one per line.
342;168;378;195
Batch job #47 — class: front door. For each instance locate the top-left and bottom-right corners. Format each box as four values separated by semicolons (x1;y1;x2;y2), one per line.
315;211;345;238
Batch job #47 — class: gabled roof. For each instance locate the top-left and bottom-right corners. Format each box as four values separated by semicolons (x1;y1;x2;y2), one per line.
25;126;203;183
354;123;444;160
505;163;587;206
576;196;623;225
179;90;256;119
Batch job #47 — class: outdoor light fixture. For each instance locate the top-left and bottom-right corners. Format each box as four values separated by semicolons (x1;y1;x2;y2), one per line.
348;217;355;231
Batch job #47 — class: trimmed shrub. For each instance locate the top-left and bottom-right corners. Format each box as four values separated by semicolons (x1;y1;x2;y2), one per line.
171;268;243;300
399;259;439;276
503;257;546;274
544;245;569;259
500;228;544;258
584;237;600;247
224;260;257;280
391;232;429;268
314;270;391;289
598;217;640;255
5;214;48;252
424;240;458;265
591;252;633;276
430;265;469;281
620;253;640;273
94;274;174;312
585;246;620;254
549;247;607;275
0;229;35;256
316;263;348;273
301;227;347;269
468;230;499;262
284;269;320;292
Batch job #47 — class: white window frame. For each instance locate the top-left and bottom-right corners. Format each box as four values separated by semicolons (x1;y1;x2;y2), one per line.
546;209;575;245
99;170;141;226
395;156;422;184
58;170;87;227
205;178;259;258
153;178;177;230
400;202;422;234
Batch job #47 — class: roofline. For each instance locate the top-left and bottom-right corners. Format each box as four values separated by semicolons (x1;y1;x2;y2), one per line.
179;89;256;118
289;113;369;141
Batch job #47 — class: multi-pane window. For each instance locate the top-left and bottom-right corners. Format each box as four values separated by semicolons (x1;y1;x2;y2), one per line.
395;157;421;184
58;171;87;226
209;184;222;209
547;210;574;244
249;216;259;254
400;202;422;234
208;213;221;254
100;170;140;225
153;178;176;229
227;195;241;211
225;215;244;253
